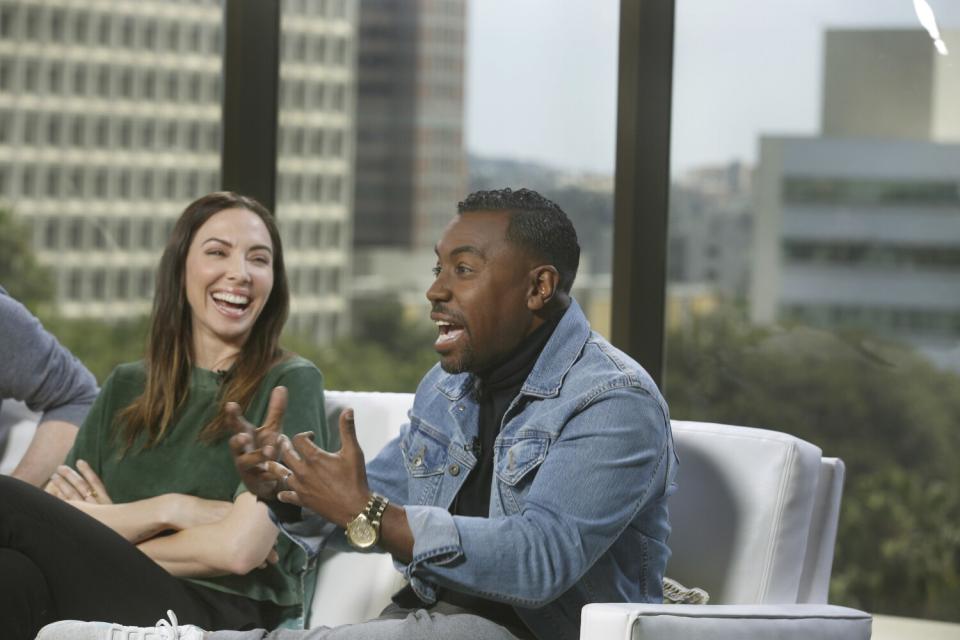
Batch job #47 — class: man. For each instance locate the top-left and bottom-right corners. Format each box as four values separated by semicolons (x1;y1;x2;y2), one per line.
0;286;99;486
41;188;677;640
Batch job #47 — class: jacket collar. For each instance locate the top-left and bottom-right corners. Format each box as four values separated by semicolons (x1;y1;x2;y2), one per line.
435;298;590;401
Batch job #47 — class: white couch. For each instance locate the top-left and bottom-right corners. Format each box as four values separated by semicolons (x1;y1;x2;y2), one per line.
316;391;872;639
0;390;873;638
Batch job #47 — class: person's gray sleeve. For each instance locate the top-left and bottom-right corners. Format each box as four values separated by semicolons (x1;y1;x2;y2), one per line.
0;290;99;427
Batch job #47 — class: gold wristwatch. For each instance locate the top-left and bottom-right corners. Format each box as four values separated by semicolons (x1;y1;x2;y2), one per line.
346;492;389;550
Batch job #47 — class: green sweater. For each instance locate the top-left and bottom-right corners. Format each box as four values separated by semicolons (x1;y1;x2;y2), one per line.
66;354;333;624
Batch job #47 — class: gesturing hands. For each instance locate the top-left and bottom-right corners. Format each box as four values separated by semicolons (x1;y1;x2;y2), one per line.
227;386;290;501
273;409;371;528
227;385;373;528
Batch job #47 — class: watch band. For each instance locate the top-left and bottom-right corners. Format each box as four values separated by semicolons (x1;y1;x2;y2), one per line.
366;492;389;528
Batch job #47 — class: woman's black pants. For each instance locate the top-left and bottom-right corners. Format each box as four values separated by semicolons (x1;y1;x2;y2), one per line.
0;475;269;640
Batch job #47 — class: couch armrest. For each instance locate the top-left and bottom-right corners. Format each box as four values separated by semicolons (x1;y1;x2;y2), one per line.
580;603;872;640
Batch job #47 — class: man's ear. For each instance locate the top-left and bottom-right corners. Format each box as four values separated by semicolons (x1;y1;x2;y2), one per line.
527;266;561;311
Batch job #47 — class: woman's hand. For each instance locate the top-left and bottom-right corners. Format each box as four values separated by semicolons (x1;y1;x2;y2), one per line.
44;459;112;504
162;494;234;531
228;386;288;501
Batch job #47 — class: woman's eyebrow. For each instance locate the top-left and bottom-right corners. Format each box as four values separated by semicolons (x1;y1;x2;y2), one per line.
201;236;232;246
201;237;273;254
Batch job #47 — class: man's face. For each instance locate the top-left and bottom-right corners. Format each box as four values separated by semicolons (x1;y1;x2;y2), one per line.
427;210;537;374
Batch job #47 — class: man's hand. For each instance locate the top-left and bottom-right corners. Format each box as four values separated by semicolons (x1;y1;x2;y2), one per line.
274;409;370;527
227;386;290;501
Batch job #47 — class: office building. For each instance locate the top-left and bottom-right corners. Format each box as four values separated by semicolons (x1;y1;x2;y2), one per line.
752;29;960;366
0;0;356;343
353;0;466;250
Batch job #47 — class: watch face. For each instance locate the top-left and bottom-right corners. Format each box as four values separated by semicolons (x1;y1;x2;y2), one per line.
347;514;378;549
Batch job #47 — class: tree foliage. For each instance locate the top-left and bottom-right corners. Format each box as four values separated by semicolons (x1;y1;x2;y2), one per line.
0;208;55;310
665;306;960;621
39;315;150;384
283;299;437;393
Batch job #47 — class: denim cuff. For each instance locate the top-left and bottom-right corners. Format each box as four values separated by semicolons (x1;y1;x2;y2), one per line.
401;505;463;602
272;507;340;558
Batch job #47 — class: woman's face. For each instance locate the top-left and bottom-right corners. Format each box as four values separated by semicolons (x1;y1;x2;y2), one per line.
184;207;275;357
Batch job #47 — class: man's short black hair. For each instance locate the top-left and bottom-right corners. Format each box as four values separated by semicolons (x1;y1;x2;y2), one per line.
457;188;581;293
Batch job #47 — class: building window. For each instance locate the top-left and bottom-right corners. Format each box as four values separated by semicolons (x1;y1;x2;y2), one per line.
97;16;111;47
68;270;83;300
116;269;130;299
44;218;59;249
68;217;84;249
96;65;110;95
94;169;108;198
139;269;153;299
0;6;16;38
139;219;153;249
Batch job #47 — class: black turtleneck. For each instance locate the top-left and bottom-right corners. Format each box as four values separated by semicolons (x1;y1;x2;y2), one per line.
452;307;565;518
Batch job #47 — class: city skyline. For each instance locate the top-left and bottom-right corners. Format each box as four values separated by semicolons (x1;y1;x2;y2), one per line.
465;0;960;176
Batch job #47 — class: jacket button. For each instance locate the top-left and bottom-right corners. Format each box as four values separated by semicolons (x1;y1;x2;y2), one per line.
412;455;423;467
448;463;461;476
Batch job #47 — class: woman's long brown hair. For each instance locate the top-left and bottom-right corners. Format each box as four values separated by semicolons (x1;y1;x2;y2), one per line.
116;192;290;452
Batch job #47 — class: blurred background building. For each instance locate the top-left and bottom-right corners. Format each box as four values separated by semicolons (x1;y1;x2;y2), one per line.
350;0;467;321
0;0;355;343
751;29;960;368
352;0;466;250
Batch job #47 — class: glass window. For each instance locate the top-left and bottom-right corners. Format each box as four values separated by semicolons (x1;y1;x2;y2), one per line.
666;0;960;624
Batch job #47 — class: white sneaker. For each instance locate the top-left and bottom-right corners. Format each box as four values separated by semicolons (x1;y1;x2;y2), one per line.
35;610;206;640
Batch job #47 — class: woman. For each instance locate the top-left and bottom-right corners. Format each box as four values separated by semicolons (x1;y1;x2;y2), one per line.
0;192;331;639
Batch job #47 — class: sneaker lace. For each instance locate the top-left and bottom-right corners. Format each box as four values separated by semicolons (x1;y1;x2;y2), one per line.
154;610;184;640
109;610;188;640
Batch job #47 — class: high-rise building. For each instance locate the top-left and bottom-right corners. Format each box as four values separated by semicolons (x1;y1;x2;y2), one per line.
752;29;960;367
821;29;960;142
353;0;466;250
277;0;357;342
0;0;356;344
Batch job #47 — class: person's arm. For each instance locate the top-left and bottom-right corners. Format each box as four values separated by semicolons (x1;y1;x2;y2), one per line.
63;492;233;543
137;492;280;577
0;292;99;486
11;420;78;486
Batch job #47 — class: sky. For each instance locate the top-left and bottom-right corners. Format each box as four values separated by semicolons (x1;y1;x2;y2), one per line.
465;0;960;176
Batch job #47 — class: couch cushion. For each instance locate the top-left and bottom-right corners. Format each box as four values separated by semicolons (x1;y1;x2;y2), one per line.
668;422;822;604
581;603;871;640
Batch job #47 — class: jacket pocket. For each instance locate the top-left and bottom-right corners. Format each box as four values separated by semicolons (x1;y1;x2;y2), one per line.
400;421;447;478
494;436;550;486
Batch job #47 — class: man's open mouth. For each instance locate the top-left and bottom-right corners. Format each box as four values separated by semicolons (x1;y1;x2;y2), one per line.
211;291;251;318
435;319;465;346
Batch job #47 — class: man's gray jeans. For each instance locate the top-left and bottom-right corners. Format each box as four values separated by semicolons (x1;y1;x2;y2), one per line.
207;602;530;640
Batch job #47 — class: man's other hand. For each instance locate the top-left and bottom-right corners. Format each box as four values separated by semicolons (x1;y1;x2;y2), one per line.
276;408;370;527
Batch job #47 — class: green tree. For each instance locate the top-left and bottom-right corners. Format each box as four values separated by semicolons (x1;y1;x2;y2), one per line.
283;299;438;393
665;307;960;621
40;315;150;383
0;208;55;310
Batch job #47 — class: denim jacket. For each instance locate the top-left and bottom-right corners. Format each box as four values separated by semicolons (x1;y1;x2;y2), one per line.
279;300;677;640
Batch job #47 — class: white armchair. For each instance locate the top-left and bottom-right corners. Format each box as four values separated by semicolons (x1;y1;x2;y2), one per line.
580;421;872;639
312;394;874;638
